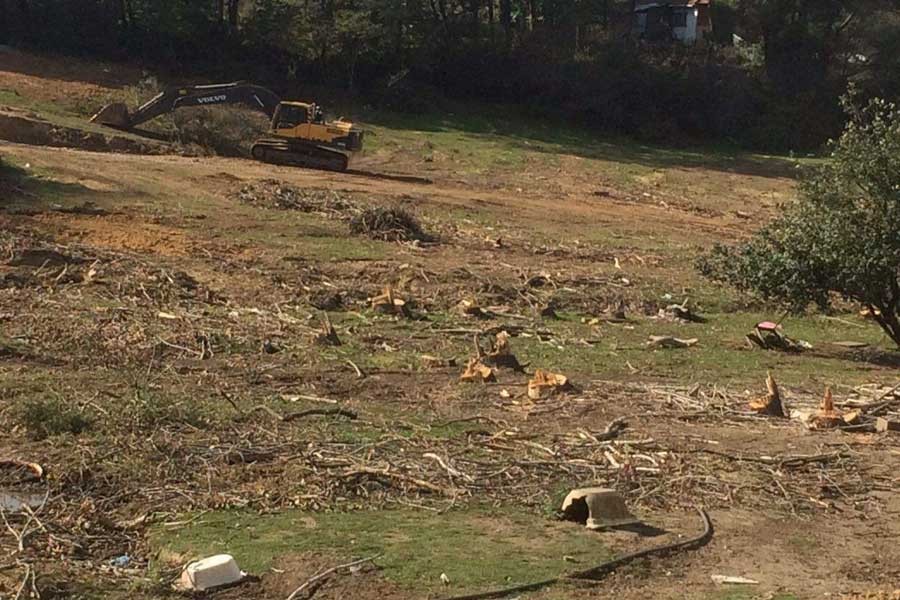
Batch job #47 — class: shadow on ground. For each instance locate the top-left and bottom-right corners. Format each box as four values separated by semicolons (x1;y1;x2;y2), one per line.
367;105;808;181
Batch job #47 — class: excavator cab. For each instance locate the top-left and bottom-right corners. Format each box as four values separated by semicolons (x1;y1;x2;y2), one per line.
271;102;310;130
269;101;362;152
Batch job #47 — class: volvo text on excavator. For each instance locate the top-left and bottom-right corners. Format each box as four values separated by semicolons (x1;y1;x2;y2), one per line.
91;82;364;171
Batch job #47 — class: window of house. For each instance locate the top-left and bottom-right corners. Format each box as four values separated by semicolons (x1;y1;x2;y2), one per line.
671;10;687;27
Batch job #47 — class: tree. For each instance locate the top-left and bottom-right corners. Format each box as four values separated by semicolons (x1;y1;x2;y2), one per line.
697;92;900;347
734;0;852;94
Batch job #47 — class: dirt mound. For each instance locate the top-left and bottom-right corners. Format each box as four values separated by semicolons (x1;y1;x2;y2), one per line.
0;108;170;155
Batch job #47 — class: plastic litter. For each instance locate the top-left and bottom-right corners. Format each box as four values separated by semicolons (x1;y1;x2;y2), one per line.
109;554;131;568
177;554;245;591
561;487;640;530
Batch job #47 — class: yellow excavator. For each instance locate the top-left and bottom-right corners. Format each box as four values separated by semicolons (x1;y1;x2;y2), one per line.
91;82;363;171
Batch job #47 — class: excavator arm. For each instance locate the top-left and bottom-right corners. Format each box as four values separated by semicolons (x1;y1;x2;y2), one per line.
91;82;281;129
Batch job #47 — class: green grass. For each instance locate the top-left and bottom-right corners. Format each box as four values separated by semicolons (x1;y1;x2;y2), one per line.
151;507;609;594
17;396;92;439
512;310;896;387
0;87;152;140
786;533;820;556
0;155;110;212
330;308;897;389
365;119;534;175
364;100;807;185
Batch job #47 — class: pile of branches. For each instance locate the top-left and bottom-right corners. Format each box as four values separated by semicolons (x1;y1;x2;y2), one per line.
348;206;432;242
235;180;433;243
236;180;355;215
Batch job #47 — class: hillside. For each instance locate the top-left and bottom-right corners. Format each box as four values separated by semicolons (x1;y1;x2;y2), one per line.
1;48;899;600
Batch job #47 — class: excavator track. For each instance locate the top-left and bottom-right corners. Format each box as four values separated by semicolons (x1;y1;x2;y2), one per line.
251;138;349;172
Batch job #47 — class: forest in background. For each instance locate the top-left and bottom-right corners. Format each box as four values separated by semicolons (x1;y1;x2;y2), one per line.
2;0;900;150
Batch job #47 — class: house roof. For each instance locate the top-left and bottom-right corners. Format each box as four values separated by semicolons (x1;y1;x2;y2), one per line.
634;0;710;10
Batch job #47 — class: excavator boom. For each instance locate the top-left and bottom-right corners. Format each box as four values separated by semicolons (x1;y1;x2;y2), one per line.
91;82;281;128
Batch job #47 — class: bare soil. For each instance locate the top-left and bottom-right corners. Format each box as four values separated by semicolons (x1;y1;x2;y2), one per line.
0;108;171;154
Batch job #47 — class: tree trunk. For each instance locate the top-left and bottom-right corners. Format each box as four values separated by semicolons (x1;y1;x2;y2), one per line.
395;14;405;63
875;311;900;348
228;0;240;32
488;0;495;42
500;0;511;47
871;300;900;348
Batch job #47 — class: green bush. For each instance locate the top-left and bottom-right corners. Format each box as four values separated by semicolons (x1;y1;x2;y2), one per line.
122;387;212;430
698;93;900;347
19;398;91;440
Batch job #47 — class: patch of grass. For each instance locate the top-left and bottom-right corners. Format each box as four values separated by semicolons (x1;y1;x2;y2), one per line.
226;211;389;261
118;387;213;431
0;334;31;358
296;234;389;261
364;111;534;175
0;88;151;140
18;397;92;440
326;420;391;444
787;533;820;556
503;310;896;387
365;101;805;183
325;306;897;389
0;156;115;213
151;507;609;594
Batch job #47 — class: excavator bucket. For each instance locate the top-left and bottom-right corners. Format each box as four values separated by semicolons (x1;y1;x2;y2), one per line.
90;103;132;128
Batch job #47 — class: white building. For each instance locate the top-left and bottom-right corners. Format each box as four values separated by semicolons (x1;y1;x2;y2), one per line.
633;0;712;44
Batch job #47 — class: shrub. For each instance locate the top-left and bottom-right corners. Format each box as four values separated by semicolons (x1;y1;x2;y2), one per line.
19;398;91;440
698;93;900;347
123;387;211;430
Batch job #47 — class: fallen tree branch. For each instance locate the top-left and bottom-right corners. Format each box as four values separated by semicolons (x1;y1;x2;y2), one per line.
686;448;848;468
568;507;713;580
857;381;900;416
346;359;365;379
342;466;455;497
285;554;381;600
282;407;358;421
434;415;509;429
441;507;713;600
246;405;358;422
595;416;628;442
